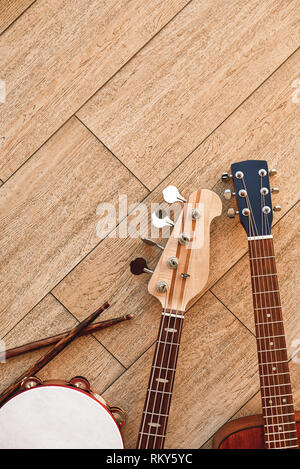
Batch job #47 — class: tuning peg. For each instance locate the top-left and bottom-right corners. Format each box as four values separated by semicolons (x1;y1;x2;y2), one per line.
224;189;236;200
273;205;281;212
221;172;232;181
162;185;186;204
130;258;154;275
271;187;279;194
269;169;277;176
227;208;239;218
141;237;164;250
151;211;174;229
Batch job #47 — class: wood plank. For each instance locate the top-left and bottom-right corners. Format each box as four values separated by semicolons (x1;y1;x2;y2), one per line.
202;361;300;448
54;50;300;368
0;117;147;337
212;203;300;341
102;292;258;448
0;294;124;395
0;0;190;181
0;0;35;34
78;0;300;190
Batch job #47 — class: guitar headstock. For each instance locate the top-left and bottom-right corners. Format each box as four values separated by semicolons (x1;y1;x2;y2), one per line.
222;160;280;238
130;187;222;312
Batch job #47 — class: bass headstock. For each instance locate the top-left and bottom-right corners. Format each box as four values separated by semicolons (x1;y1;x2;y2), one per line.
222;160;280;238
130;187;222;312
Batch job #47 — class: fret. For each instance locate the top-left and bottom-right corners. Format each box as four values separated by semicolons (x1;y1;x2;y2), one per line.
256;321;283;325
258;348;287;353
263;413;295;418
162;312;184;319
152;365;176;371
248;235;273;240
143;411;169;417
251;273;277;278
249;256;275;260
262;394;293;399
260;372;290;377
267;430;297;435
258;360;287;366
254;306;281;310
264;404;294;409
148;389;172;394
138;432;165;438
157;340;180;346
265;421;295;427
273;445;299;449
266;437;298;444
253;290;279;295
261;383;292;389
257;335;285;340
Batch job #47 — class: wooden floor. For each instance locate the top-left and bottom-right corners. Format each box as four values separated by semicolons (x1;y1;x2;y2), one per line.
0;0;299;448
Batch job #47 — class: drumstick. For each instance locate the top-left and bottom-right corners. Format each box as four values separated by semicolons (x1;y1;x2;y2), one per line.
1;314;134;360
0;301;109;407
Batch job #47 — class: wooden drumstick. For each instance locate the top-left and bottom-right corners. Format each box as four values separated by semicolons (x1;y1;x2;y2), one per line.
0;301;110;407
1;314;134;360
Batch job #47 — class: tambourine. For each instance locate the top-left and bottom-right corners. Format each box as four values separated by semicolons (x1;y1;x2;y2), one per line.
0;376;125;449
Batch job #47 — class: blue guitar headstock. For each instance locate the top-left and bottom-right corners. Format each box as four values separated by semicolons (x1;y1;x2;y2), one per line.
222;160;280;238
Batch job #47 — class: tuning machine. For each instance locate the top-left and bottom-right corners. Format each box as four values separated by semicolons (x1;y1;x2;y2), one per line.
151;210;174;229
221;172;232;181
130;258;153;275
141;237;164;250
227;208;239;218
273;205;281;212
269;168;277;176
162;185;186;204
223;189;236;200
271;187;279;194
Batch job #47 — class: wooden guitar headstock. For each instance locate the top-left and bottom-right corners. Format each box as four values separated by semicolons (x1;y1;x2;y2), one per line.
148;188;221;311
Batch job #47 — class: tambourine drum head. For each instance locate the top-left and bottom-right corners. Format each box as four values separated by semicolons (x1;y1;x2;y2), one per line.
0;386;124;449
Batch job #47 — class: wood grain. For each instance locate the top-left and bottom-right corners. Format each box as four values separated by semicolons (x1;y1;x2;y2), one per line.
0;117;147;337
78;0;300;189
0;0;190;181
0;0;35;34
102;291;259;448
0;294;124;396
148;189;222;310
212;203;300;344
54;50;300;368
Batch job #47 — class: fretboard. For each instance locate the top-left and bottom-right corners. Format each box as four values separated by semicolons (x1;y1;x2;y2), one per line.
248;236;299;449
136;310;184;449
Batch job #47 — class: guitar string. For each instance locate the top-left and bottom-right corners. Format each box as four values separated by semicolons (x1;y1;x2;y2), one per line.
243;174;286;448
156;203;197;446
263;195;292;448
242;176;277;446
138;284;170;448
262;186;291;448
152;200;197;448
259;181;279;447
155;200;192;446
147;206;187;448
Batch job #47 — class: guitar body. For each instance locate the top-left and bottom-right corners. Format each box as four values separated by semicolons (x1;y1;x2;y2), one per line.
214;412;300;449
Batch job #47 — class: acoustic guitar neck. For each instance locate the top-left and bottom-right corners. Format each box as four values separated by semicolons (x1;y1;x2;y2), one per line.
248;236;298;449
226;159;299;449
136;310;185;449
